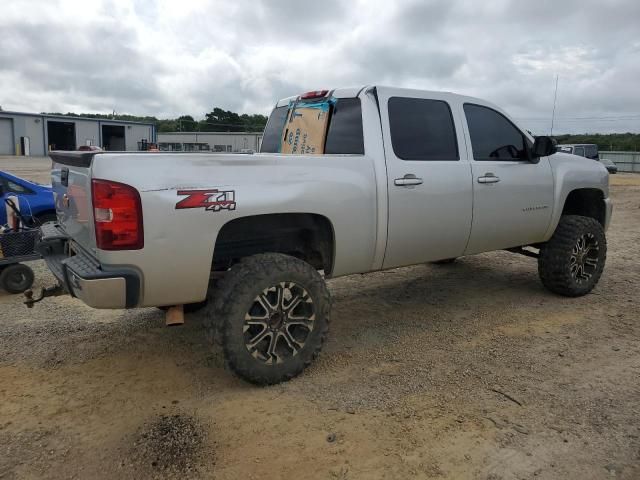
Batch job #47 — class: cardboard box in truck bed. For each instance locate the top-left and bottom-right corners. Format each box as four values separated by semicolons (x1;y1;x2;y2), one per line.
280;102;331;155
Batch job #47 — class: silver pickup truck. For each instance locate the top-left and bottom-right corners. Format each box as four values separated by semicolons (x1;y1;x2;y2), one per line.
33;86;612;384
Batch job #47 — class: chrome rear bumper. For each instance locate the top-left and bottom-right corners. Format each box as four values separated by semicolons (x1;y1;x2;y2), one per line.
37;223;140;309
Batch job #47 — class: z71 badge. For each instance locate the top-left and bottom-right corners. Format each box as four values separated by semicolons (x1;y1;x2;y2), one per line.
175;189;237;212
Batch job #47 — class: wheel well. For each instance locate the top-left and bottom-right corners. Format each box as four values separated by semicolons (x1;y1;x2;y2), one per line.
561;189;606;226
212;213;335;274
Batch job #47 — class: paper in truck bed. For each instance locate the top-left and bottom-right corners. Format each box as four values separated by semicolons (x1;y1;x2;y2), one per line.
280;100;331;155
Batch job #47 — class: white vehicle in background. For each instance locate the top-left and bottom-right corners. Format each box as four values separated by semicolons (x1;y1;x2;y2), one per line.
558;143;618;173
558;143;600;160
599;157;618;174
32;86;612;385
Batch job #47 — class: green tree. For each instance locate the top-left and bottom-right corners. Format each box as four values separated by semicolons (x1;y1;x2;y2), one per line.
41;107;270;135
553;133;640;152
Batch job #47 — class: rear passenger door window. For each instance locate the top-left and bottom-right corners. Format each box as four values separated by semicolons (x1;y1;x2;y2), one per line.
463;103;530;161
388;97;459;160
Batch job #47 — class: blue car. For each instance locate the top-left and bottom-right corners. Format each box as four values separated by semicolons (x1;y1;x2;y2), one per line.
1;171;56;226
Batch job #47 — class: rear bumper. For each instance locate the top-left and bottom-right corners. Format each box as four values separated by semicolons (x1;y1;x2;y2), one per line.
37;223;140;309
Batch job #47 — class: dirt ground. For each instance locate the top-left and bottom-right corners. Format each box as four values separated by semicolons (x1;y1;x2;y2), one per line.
1;156;639;480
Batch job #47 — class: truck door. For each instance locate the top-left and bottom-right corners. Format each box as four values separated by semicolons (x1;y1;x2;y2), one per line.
376;88;473;269
461;102;554;254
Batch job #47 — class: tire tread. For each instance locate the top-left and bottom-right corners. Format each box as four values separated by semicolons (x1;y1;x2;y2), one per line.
204;253;330;385
538;215;606;297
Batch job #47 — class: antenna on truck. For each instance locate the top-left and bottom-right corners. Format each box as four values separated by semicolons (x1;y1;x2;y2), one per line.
550;74;559;136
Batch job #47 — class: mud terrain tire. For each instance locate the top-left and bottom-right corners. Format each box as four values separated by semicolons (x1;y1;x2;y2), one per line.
206;253;330;385
538;215;606;297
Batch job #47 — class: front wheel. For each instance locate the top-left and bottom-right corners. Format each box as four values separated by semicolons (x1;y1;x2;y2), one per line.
538;215;606;297
206;253;331;385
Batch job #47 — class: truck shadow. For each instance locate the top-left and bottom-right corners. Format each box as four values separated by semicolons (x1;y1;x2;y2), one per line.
330;253;545;307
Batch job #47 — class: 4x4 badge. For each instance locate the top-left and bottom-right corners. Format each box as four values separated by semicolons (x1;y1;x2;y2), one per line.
175;189;237;212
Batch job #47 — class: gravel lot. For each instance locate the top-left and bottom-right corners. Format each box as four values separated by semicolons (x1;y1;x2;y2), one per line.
1;156;639;479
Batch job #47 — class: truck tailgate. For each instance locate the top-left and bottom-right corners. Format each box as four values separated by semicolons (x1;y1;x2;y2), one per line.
50;152;96;253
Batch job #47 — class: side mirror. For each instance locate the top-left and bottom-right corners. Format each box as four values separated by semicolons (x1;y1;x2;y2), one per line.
532;136;557;158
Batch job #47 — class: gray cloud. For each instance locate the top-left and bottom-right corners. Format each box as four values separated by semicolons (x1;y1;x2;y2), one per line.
0;18;166;112
0;0;638;133
351;42;466;81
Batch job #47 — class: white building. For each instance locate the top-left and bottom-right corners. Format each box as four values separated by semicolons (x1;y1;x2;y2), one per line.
157;131;263;153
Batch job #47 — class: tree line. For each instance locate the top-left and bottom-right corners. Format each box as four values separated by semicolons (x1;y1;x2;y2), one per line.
553;133;640;152
42;107;269;133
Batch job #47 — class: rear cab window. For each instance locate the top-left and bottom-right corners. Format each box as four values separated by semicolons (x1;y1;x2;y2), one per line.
260;106;289;153
260;97;364;155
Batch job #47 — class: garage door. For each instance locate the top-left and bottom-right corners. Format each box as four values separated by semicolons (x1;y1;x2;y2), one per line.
0;118;13;155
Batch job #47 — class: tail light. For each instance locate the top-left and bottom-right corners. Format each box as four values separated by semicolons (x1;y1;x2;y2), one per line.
91;179;144;250
300;89;329;100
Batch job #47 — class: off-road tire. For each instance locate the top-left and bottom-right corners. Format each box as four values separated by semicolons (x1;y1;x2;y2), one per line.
205;253;331;385
0;263;35;294
538;215;606;297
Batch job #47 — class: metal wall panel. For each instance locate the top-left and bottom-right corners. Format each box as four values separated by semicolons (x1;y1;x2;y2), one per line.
125;124;153;150
74;120;100;148
20;115;46;155
600;151;640;173
157;132;262;152
0;118;14;154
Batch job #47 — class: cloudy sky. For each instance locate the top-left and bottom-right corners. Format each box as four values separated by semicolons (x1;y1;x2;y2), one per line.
1;0;639;133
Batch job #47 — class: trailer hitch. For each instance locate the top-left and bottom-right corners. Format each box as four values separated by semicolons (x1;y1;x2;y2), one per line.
24;285;66;308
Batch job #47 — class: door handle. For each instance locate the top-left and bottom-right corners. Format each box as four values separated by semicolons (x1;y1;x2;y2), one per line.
394;174;423;186
477;173;500;184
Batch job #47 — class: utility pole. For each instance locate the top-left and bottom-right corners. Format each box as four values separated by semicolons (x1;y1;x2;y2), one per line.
550;74;559;136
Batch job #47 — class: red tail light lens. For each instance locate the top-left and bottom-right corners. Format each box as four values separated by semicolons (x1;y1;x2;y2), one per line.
91;179;144;250
300;89;329;99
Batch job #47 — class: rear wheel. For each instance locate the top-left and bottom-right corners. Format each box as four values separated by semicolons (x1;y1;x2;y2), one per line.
538;215;606;297
0;263;35;294
206;253;330;385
